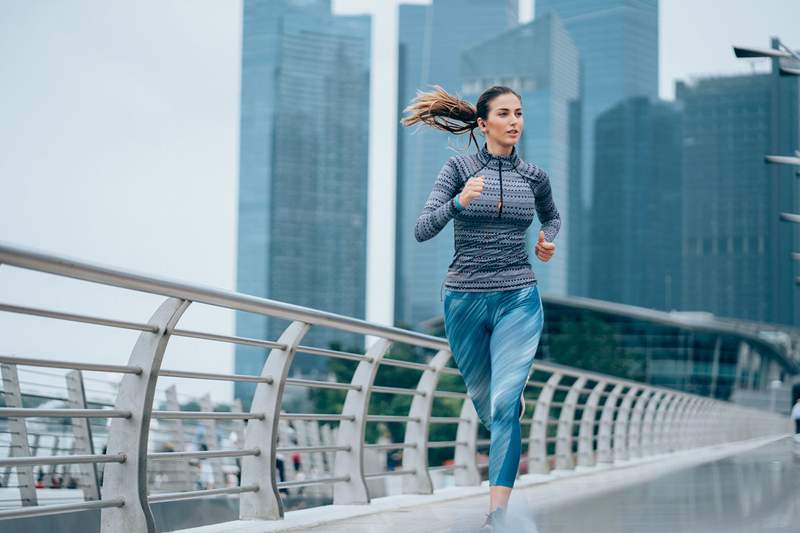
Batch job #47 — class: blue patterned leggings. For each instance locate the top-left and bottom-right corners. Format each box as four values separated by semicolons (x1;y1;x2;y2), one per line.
443;284;544;487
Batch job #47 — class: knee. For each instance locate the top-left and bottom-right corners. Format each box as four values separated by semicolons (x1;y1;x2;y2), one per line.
491;394;521;426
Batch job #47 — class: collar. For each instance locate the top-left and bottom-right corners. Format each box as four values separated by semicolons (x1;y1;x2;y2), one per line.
477;143;521;171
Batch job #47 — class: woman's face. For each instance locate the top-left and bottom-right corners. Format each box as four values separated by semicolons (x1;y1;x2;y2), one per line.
478;92;523;149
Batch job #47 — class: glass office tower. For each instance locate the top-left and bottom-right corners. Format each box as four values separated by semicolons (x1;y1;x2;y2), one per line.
460;12;580;296
235;0;371;406
677;70;799;327
535;0;659;297
591;96;682;311
395;0;518;327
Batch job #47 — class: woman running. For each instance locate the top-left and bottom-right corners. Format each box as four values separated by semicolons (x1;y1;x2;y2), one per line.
402;85;560;530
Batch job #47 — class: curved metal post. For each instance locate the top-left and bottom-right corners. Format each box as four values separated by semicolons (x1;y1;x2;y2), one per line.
332;338;392;504
640;390;665;457
696;400;713;446
101;297;191;533
669;396;692;451
66;370;100;500
654;393;678;454
240;320;311;520
707;401;724;445
613;386;641;462
555;376;587;470
596;383;624;464
577;380;606;467
527;372;562;474
454;393;480;486
660;395;682;453
402;349;451;494
628;389;653;459
676;397;699;450
1;364;37;506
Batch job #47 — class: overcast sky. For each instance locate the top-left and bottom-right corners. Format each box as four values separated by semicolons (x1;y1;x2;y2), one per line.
0;0;797;404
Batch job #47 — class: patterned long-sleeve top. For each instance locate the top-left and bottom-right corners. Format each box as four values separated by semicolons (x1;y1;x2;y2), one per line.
415;143;561;292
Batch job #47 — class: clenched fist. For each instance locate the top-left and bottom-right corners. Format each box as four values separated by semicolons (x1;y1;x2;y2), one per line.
458;176;484;208
535;230;556;262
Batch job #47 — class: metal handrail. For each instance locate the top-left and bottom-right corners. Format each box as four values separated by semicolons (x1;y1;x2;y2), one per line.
0;241;792;531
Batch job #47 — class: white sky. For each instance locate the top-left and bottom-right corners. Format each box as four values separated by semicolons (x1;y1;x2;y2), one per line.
0;0;797;403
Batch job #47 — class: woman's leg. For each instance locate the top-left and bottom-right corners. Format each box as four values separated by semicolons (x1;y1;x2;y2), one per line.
443;292;493;430
486;285;544;506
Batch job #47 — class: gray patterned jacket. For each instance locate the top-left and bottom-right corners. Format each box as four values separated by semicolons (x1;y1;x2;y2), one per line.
415;143;561;292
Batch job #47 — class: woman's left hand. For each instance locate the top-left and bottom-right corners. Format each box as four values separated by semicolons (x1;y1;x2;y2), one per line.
534;230;555;262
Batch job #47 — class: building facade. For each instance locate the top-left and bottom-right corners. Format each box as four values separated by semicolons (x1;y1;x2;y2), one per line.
676;67;799;327
460;12;580;296
591;96;682;311
535;0;659;297
395;0;518;327
235;0;371;406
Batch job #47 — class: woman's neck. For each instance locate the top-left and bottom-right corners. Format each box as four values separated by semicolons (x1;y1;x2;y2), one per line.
485;138;514;157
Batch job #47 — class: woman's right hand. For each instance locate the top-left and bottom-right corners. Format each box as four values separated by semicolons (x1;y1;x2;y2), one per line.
458;176;484;208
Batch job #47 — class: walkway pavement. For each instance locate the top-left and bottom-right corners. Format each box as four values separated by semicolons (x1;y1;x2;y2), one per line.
178;434;796;533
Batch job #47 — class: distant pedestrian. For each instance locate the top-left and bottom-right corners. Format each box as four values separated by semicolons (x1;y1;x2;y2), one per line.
792;397;800;434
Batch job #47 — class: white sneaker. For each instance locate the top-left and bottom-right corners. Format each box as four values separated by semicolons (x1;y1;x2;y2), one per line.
481;507;507;531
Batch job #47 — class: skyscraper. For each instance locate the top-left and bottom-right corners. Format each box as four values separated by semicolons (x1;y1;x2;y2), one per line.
591;97;682;310
677;70;799;326
395;0;518;327
535;0;659;297
460;12;580;296
235;0;371;406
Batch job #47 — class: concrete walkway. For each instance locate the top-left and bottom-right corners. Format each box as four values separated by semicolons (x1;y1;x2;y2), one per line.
175;434;795;533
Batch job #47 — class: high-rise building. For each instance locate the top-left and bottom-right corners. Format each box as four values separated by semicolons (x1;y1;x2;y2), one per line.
535;0;659;297
676;67;799;326
460;12;580;296
395;0;518;327
591;96;682;310
235;0;371;406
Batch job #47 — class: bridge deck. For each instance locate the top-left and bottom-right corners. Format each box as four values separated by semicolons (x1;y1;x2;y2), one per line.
182;434;797;533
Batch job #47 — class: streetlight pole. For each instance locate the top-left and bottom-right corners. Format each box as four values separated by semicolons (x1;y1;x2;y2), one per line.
734;39;800;313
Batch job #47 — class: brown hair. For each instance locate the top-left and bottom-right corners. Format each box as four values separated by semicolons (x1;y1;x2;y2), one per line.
400;84;521;151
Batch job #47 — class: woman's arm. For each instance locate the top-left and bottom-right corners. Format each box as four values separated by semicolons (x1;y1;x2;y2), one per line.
414;157;463;242
533;170;561;242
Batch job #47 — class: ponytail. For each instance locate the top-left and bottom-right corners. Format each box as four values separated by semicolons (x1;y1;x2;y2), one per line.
400;84;520;152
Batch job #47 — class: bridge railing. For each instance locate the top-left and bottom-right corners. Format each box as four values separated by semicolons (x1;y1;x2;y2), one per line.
0;242;791;532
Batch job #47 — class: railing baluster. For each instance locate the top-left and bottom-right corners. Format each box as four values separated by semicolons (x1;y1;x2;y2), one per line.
641;390;665;456
577;380;607;467
100;297;191;533
1;363;38;507
402;349;450;494
65;369;100;501
332;338;391;504
453;391;481;486
555;376;586;470
628;389;654;459
528;372;562;474
240;320;310;520
653;393;677;454
613;386;641;462
597;383;624;464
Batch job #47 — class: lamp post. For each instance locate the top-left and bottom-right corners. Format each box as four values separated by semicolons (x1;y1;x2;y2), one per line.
734;38;800;303
765;153;800;177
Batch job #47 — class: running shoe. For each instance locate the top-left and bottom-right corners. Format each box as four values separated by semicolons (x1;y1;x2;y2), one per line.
481;506;507;531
